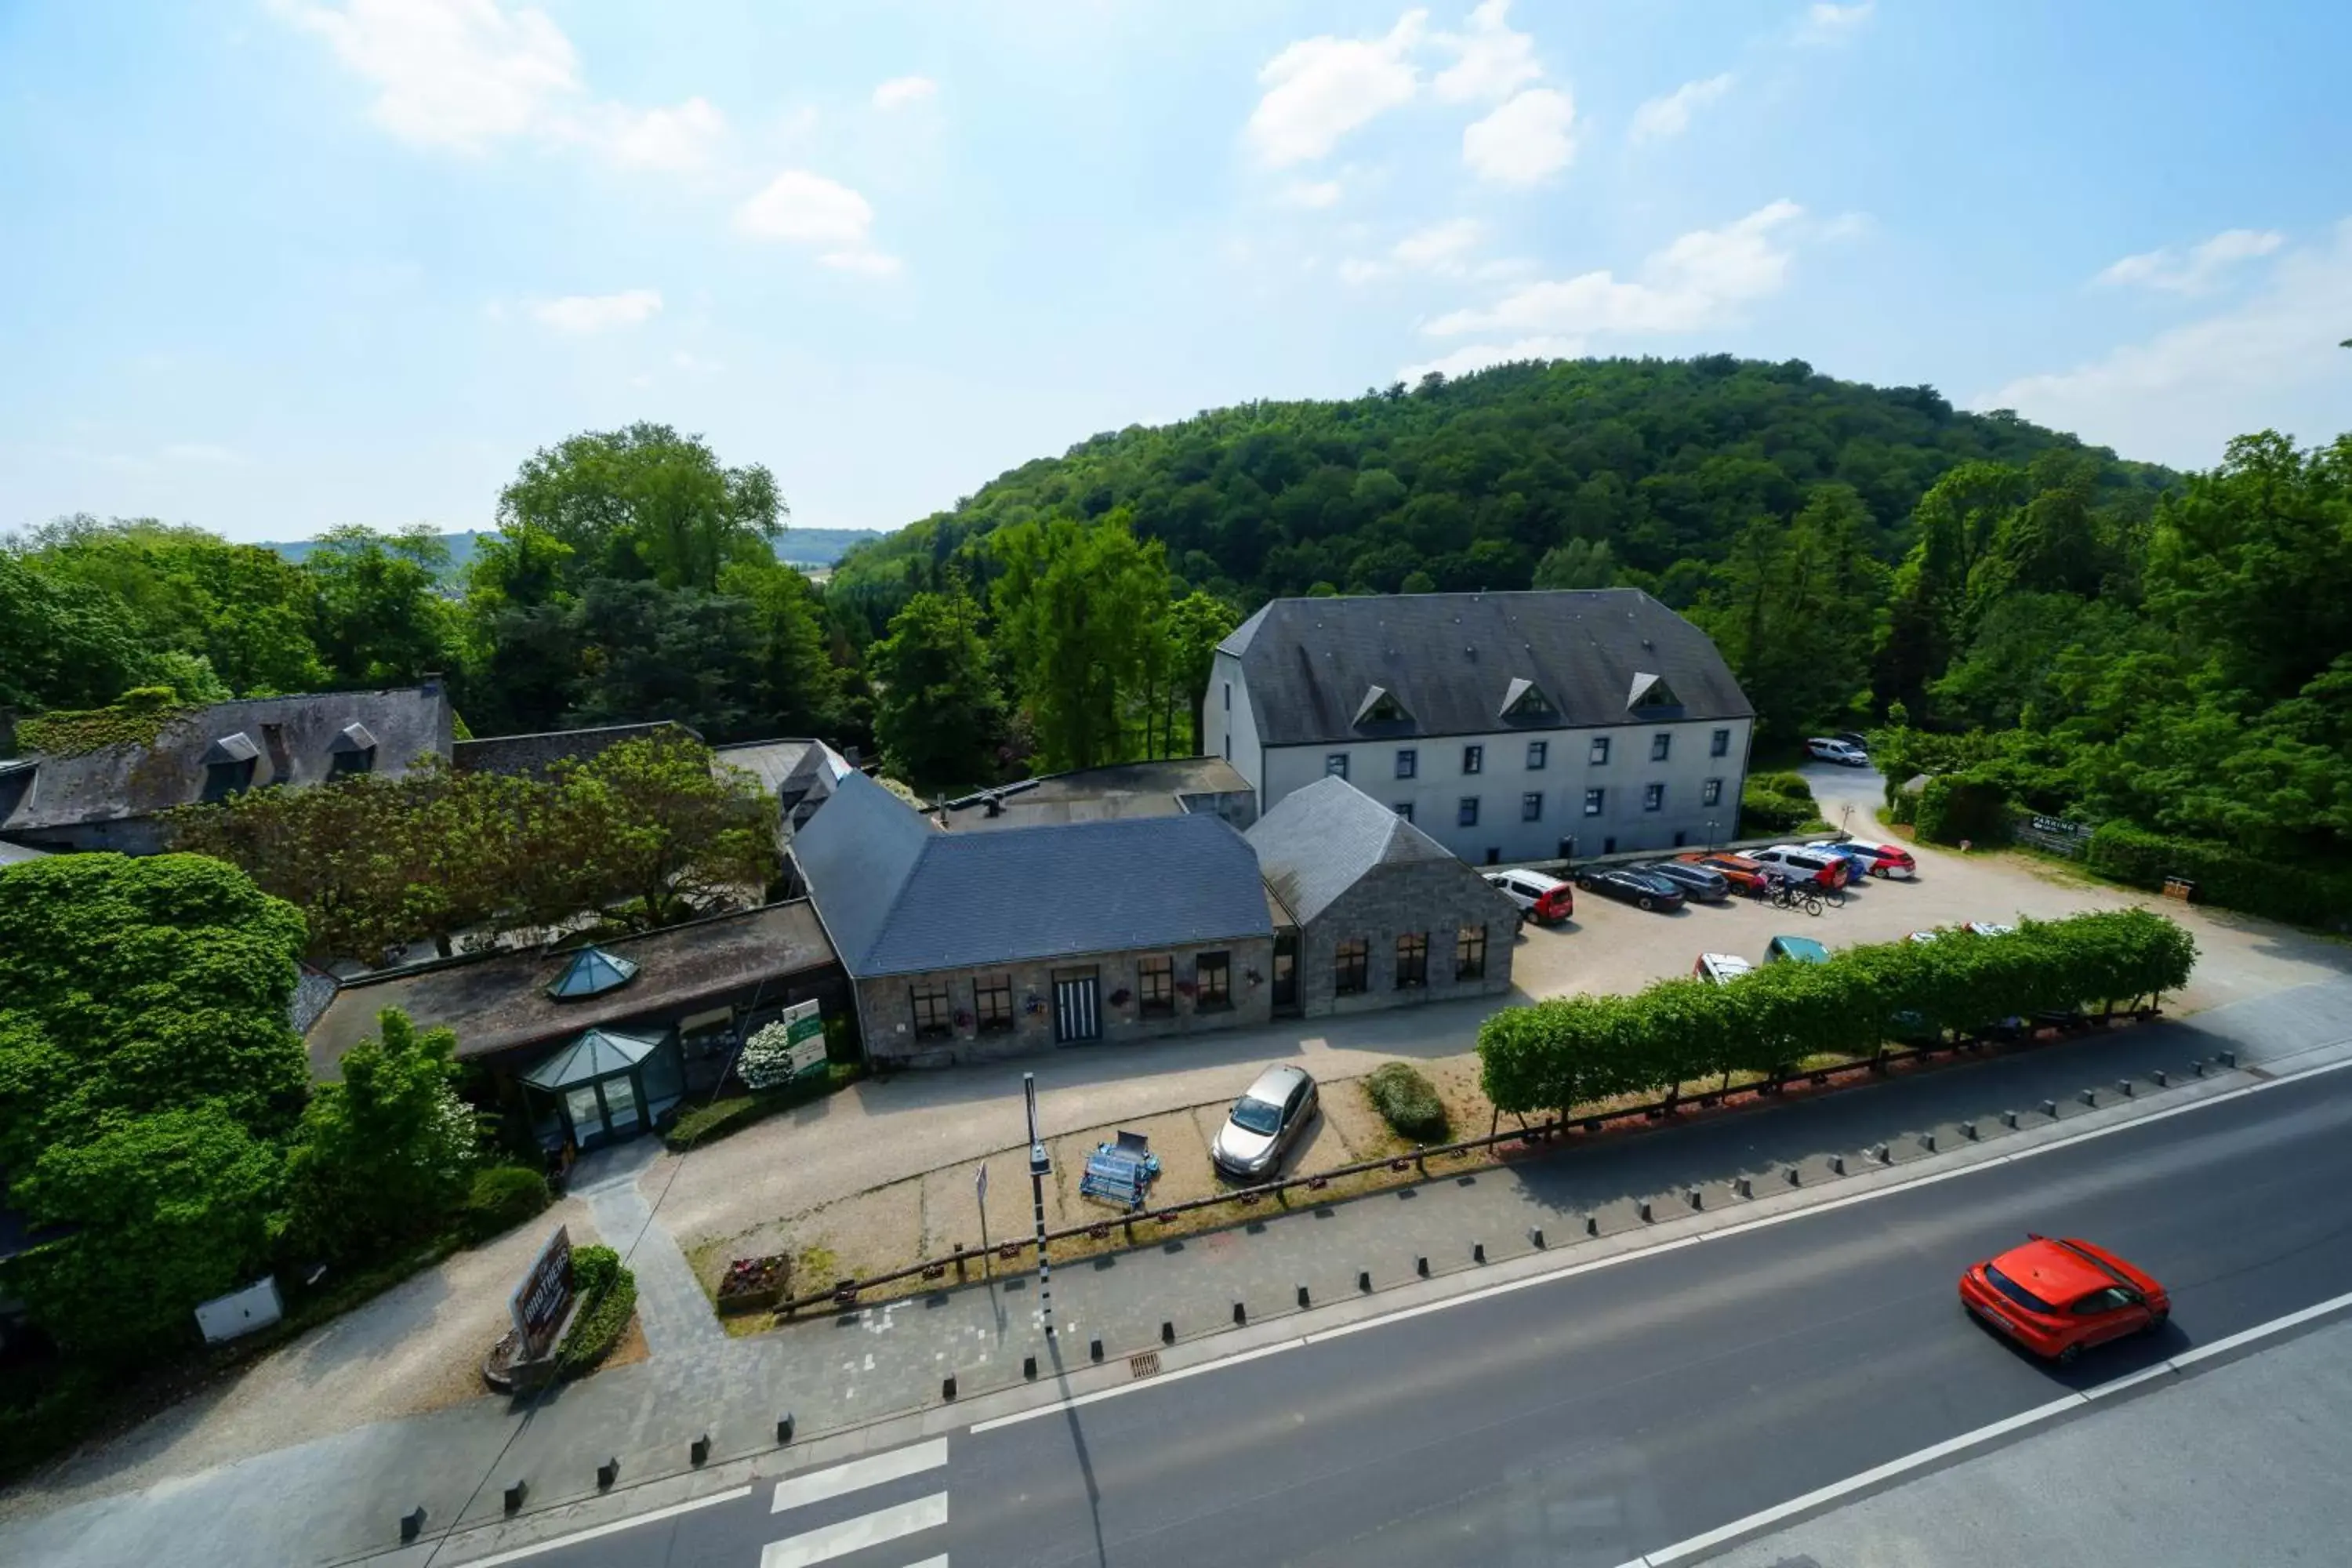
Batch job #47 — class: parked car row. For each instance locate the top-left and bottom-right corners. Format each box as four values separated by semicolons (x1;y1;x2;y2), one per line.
1484;836;1916;927
1691;933;1829;984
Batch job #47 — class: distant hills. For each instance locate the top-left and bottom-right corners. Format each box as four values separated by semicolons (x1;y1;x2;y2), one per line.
263;526;882;580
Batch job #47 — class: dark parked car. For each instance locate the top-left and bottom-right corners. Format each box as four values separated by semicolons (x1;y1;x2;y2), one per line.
1573;865;1687;913
1639;859;1730;902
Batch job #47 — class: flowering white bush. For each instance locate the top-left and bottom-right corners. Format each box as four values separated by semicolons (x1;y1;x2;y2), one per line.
738;1019;805;1090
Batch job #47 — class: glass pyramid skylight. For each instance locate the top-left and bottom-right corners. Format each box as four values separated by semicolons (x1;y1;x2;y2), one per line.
546;946;641;1000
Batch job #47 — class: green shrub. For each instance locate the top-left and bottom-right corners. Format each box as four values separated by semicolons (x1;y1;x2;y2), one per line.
1363;1062;1450;1143
1740;771;1820;834
464;1164;552;1243
556;1245;636;1377
663;1062;862;1152
1478;908;2198;1117
2085;822;2352;932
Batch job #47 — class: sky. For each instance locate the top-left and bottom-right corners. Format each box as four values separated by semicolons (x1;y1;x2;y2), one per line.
2;0;2348;546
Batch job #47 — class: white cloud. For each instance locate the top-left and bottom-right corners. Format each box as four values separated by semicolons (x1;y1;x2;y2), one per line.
1341;217;1488;285
1797;1;1875;43
1462;86;1574;184
735;171;898;274
1247;10;1427;167
872;75;937;111
1282;179;1345;209
1629;73;1733;143
595;96;725;172
161;442;247;466
671;350;725;373
528;289;663;333
277;0;724;169
1424;199;1803;339
1399;335;1585;381
2095;228;2286;295
1432;0;1541;104
1982;220;2352;466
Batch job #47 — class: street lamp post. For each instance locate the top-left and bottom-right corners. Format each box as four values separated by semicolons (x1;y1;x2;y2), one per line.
1024;1073;1054;1338
1704;817;1719;851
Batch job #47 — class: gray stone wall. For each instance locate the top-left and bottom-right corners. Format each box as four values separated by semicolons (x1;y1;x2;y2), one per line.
859;935;1277;1069
1293;859;1520;1018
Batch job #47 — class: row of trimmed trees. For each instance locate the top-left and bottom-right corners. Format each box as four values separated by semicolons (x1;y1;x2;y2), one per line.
1478;909;2198;1120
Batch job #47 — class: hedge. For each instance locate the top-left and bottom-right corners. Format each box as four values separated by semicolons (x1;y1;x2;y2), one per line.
2085;821;2352;932
556;1245;637;1377
662;1062;862;1152
464;1164;552;1243
1478;908;2198;1118
1740;771;1822;834
1363;1062;1450;1143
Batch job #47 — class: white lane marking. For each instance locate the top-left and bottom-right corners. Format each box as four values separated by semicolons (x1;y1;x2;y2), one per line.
456;1485;753;1566
967;1053;2352;1434
760;1492;947;1568
1615;1285;2352;1567
771;1437;947;1513
968;1340;1303;1435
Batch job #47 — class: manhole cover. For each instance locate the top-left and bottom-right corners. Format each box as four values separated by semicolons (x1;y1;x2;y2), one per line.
1128;1352;1160;1379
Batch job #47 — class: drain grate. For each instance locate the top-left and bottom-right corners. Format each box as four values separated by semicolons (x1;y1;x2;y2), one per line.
1128;1351;1161;1379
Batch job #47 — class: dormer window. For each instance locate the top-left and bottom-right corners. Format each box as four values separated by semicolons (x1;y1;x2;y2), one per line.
1354;684;1410;727
201;733;260;801
1499;677;1555;722
1627;672;1686;715
329;721;378;777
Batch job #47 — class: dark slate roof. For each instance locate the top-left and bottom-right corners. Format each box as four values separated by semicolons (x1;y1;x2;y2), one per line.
938;757;1253;833
794;769;1272;977
1245;775;1461;924
452;720;699;777
302;900;836;1072
0;686;452;835
1218;590;1753;746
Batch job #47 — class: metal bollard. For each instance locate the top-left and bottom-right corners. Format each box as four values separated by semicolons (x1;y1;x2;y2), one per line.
2192;1058;2208;1077
1090;1336;1105;1363
1785;1165;1801;1185
776;1413;796;1445
1162;1319;1176;1344
1233;1301;1247;1325
2119;1078;2134;1098
1023;1354;1038;1379
1639;1199;1654;1222
2154;1069;2169;1087
1358;1269;1373;1292
1829;1155;1845;1175
1686;1188;1703;1210
1961;1120;1978;1141
942;1374;957;1401
2080;1087;2098;1107
2003;1109;2020;1128
1416;1255;1430;1277
1529;1227;1546;1249
1875;1144;1893;1164
1297;1283;1312;1308
1472;1243;1486;1264
597;1457;619;1490
1735;1176;1752;1199
2040;1098;2058;1117
1920;1132;1936;1152
690;1433;710;1468
2220;1050;2238;1069
1584;1214;1599;1236
400;1509;426;1544
503;1480;528;1515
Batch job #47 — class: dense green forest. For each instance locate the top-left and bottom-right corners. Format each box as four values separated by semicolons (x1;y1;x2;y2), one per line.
7;358;2348;924
258;524;881;579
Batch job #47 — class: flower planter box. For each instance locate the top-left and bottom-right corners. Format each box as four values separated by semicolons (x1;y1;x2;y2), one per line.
717;1252;791;1313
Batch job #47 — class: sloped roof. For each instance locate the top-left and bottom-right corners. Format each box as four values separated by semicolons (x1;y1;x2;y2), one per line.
1216;590;1751;746
522;1027;662;1091
546;946;640;1000
0;686;452;836
452;720;699;777
1244;775;1461;924
795;769;1272;977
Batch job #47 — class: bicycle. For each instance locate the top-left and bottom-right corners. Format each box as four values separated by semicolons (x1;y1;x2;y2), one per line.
1770;880;1824;917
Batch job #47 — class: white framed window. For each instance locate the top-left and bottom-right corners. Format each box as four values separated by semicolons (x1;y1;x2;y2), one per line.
1583;788;1605;816
1702;778;1722;807
1651;732;1671;762
1396;748;1417;779
1643;782;1665;811
1590;736;1610;765
1521;792;1543;822
1711;728;1730;757
1526;740;1548;770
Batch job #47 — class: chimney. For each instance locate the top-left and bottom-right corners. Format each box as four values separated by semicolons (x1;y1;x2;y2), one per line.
259;721;293;782
844;744;863;771
419;671;443;698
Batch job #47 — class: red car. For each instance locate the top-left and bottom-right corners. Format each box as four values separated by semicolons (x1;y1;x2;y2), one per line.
1681;851;1770;894
1958;1234;2169;1364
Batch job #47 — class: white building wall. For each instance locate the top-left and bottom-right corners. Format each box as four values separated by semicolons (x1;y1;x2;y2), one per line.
1206;651;1263;797
1262;716;1752;866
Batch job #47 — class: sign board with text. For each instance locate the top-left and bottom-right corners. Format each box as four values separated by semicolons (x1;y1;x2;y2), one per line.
511;1225;575;1361
779;999;828;1081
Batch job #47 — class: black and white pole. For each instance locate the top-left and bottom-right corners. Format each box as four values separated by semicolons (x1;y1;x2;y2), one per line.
1025;1072;1054;1338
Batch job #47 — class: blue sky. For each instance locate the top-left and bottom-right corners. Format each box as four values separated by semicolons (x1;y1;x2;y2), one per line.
2;1;2347;545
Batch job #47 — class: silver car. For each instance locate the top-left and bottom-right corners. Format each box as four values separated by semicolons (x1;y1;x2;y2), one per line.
1210;1064;1319;1180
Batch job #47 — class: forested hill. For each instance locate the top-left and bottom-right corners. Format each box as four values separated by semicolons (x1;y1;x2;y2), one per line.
828;355;2173;639
261;525;880;580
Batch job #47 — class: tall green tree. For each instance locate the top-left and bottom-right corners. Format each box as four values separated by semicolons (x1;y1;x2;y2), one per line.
281;1009;477;1265
1531;537;1620;590
497;423;783;593
1159;590;1240;756
1692;485;1886;738
867;586;1006;793
0;550;154;712
990;511;1171;771
306;524;461;688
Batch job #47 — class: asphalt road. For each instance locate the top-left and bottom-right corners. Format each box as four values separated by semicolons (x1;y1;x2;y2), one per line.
510;1058;2352;1568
